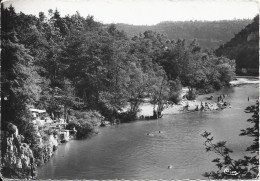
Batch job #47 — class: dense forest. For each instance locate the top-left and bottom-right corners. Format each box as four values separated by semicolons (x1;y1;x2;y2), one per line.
215;15;259;75
116;19;252;49
1;5;236;177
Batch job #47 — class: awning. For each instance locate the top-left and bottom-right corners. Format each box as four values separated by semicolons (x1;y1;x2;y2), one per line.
29;108;46;113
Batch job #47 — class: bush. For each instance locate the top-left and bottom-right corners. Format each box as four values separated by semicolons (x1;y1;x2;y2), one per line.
67;118;97;139
117;111;137;123
66;110;102;139
213;79;223;90
201;102;259;179
186;89;197;100
169;92;182;104
169;78;182;104
217;63;235;84
197;85;215;94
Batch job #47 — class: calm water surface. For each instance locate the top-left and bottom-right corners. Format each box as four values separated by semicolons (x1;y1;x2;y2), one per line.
38;82;258;179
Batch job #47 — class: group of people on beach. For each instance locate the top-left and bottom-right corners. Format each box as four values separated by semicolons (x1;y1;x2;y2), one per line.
215;94;231;110
182;93;231;112
195;101;213;111
217;94;226;102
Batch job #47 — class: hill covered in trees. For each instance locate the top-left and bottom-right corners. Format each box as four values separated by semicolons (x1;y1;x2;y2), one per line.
215;15;259;75
1;5;236;178
116;20;252;49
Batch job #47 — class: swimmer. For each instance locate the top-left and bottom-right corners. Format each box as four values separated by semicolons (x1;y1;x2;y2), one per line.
147;133;154;136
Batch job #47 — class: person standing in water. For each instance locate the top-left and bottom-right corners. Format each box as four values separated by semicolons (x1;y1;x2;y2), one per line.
248;97;250;101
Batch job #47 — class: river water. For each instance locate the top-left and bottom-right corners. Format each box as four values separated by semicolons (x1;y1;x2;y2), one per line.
37;80;259;180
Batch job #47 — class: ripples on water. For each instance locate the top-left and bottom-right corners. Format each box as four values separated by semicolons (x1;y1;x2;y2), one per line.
38;83;259;180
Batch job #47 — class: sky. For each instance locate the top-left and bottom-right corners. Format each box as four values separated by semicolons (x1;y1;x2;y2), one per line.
2;0;259;25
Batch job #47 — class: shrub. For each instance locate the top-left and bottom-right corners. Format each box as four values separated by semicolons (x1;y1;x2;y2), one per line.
213;79;223;90
117;111;137;123
169;78;182;104
66;110;102;139
186;89;196;100
201;102;259;179
169;92;182;104
67;118;97;139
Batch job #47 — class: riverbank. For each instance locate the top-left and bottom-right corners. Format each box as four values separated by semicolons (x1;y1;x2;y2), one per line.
138;97;223;117
34;77;259;180
138;76;258;118
230;76;259;86
37;82;259;180
137;91;224;118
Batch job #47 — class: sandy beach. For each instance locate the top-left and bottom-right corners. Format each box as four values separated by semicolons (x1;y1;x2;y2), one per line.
137;88;220;117
230;76;259;85
138;77;258;117
137;99;219;117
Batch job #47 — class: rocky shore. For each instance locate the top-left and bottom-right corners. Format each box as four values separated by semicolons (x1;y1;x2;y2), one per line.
1;123;36;179
1;122;68;179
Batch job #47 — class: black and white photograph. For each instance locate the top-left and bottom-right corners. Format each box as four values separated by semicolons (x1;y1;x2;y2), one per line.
1;0;259;180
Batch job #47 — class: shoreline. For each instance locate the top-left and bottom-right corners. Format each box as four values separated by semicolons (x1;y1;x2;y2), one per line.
36;81;259;180
137;98;223;118
138;76;258;118
33;79;258;180
230;76;259;86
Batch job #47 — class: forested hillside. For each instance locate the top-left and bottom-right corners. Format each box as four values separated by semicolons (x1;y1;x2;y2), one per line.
116;20;251;49
1;5;236;178
215;15;259;75
1;5;236;130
